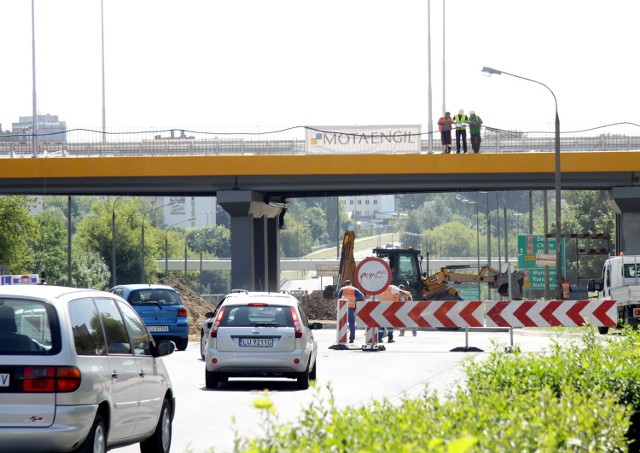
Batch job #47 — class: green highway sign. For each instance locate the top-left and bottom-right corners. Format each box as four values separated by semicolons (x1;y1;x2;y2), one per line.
458;288;480;300
518;235;558;269
517;235;565;290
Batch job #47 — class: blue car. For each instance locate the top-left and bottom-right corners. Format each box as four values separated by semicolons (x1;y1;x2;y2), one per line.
110;284;189;351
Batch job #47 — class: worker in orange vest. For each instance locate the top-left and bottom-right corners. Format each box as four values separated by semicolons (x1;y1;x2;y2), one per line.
377;284;404;343
337;279;365;343
561;277;571;300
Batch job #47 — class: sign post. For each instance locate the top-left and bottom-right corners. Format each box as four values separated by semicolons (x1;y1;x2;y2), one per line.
354;257;391;352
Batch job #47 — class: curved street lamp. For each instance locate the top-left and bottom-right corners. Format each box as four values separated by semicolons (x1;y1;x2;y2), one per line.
481;66;562;299
164;217;195;278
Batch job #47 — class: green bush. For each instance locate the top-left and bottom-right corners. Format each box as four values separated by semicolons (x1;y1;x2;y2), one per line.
236;385;628;452
232;329;639;452
464;328;640;449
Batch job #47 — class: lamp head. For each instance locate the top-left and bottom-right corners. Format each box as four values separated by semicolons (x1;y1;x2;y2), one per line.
481;66;502;76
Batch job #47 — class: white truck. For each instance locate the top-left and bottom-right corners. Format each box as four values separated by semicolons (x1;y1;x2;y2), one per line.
588;255;640;334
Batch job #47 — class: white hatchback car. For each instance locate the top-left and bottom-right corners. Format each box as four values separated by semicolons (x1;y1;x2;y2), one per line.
0;285;176;453
204;292;322;390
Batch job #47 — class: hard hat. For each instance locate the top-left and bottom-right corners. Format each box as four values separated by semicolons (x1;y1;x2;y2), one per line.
398;284;405;289
458;109;464;114
469;110;475;115
344;279;351;285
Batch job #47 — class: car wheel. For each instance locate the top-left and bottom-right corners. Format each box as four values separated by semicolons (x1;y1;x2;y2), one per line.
175;338;189;351
297;364;310;390
200;331;206;360
598;326;609;335
140;397;172;453
73;412;107;453
309;360;317;381
206;370;220;389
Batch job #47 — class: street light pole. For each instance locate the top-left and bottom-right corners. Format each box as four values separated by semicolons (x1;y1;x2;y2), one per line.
482;66;562;299
474;202;480;297
31;0;38;158
100;0;106;143
141;201;173;283
164;217;195;278
111;196;123;287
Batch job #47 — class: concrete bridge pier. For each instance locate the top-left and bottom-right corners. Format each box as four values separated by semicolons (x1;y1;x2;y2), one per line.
609;187;640;255
217;190;284;292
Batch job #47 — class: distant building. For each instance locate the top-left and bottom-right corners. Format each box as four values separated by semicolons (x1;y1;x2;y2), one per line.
163;196;217;229
11;114;67;143
340;194;395;219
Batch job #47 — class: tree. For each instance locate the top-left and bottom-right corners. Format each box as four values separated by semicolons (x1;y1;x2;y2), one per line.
71;246;111;289
0;196;37;273
75;198;181;285
562;190;615;284
29;207;68;285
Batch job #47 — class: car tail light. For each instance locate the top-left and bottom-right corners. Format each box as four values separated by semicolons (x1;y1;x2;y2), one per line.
248;303;267;306
210;307;226;339
23;366;81;393
290;307;302;338
177;307;188;317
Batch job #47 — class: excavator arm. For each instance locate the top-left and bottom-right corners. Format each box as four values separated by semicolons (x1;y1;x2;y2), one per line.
335;230;356;295
421;265;524;300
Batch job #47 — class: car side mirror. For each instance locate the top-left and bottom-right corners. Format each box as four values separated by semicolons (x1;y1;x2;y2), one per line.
587;279;601;292
310;322;323;330
155;340;176;357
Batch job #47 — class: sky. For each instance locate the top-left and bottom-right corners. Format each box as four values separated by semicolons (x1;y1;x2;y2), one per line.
1;0;639;139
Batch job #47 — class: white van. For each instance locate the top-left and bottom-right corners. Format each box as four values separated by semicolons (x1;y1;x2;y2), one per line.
0;285;176;453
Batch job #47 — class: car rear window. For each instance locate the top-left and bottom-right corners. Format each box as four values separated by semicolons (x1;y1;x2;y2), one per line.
128;289;180;306
0;299;60;355
220;305;293;327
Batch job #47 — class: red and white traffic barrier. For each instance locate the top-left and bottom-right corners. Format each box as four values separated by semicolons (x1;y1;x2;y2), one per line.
485;299;617;328
364;326;378;346
356;300;484;329
335;298;349;345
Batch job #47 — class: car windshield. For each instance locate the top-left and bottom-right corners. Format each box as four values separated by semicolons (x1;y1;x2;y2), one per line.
0;299;59;355
129;289;179;306
220;305;292;327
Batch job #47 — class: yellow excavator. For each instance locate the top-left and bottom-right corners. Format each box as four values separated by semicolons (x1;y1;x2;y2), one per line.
326;230;524;300
323;230;357;298
372;247;524;300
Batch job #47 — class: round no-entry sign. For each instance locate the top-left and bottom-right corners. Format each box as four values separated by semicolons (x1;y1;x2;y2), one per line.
354;257;392;295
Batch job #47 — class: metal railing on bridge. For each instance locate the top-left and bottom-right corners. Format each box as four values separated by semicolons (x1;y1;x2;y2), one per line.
1;123;639;158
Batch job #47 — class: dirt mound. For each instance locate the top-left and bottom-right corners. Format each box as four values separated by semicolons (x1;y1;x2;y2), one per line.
156;277;215;338
155;278;337;341
300;290;337;321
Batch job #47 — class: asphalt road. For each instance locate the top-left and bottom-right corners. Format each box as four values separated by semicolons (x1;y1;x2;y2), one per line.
118;326;574;453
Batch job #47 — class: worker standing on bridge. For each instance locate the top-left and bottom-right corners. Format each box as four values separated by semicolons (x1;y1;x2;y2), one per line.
453;109;468;154
337;280;365;344
468;111;483;153
437;112;454;154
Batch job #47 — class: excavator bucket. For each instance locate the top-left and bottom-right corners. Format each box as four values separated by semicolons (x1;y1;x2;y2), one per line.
491;271;525;300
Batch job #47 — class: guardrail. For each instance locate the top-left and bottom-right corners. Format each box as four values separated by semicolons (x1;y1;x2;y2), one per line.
1;123;639;157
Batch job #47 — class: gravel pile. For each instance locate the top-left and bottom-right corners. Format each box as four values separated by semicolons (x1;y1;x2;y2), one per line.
156;278;338;341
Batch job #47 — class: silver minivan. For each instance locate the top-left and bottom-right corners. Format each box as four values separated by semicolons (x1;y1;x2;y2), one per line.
0;285;176;453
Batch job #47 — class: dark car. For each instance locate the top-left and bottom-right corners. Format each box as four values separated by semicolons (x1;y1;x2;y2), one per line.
110;284;189;351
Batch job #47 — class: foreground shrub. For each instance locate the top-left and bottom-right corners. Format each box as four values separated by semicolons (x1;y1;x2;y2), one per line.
235;383;629;452
464;328;640;449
